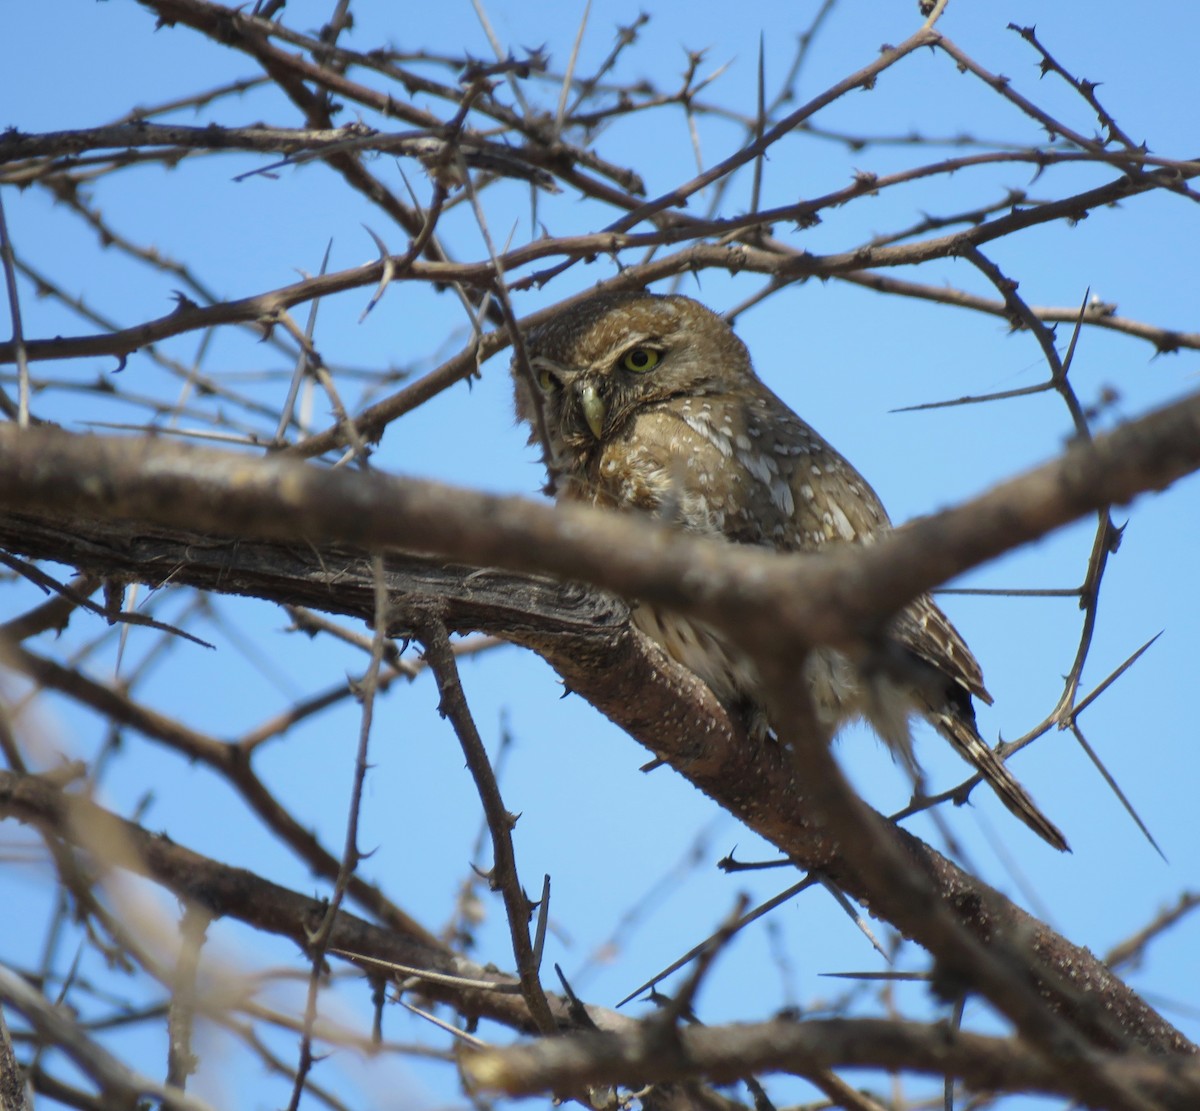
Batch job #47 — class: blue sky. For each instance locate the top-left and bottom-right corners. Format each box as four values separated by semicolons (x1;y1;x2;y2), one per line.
3;2;1199;1108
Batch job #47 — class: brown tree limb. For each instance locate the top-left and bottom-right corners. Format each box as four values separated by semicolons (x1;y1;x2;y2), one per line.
461;1013;1200;1106
0;994;31;1111
0;391;1197;662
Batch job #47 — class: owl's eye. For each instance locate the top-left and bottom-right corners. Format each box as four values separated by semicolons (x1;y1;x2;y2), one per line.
620;347;661;373
535;367;559;391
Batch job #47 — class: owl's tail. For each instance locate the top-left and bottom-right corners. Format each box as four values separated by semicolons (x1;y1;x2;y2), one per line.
933;710;1069;852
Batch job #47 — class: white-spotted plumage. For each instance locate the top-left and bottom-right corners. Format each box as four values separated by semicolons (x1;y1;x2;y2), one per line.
514;291;1067;851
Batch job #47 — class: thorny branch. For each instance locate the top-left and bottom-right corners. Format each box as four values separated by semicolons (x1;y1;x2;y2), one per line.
460;1013;1200;1104
418;620;557;1034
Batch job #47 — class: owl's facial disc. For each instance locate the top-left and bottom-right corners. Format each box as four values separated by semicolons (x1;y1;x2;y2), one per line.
571;340;667;439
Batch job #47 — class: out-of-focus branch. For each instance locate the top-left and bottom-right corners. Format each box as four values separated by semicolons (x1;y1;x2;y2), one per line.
0;765;746;1111
0;963;215;1111
462;1013;1200;1104
0;629;439;947
0;768;532;1034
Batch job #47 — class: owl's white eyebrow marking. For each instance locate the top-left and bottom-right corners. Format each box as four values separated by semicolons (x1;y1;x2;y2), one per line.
528;354;569;375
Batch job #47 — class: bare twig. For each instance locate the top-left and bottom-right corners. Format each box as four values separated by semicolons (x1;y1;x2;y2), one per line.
417;620;556;1035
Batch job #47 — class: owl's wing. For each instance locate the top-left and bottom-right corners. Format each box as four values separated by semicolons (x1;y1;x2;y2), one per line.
757;401;992;706
789;465;992;705
891;594;993;705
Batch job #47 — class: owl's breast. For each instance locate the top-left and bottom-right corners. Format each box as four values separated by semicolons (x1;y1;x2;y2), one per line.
558;390;887;553
571;401;744;540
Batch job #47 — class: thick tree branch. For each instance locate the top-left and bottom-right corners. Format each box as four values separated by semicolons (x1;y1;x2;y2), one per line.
0;392;1197;661
462;1014;1200;1105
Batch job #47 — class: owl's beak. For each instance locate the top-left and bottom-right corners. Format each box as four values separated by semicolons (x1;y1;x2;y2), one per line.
578;381;606;439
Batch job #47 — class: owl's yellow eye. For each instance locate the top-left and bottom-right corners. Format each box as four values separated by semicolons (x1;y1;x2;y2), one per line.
620;347;660;373
535;367;558;391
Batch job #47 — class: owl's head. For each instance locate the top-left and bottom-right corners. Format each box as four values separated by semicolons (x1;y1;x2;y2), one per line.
513;291;753;471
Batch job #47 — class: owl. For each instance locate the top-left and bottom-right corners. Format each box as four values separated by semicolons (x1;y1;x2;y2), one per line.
513;290;1067;851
